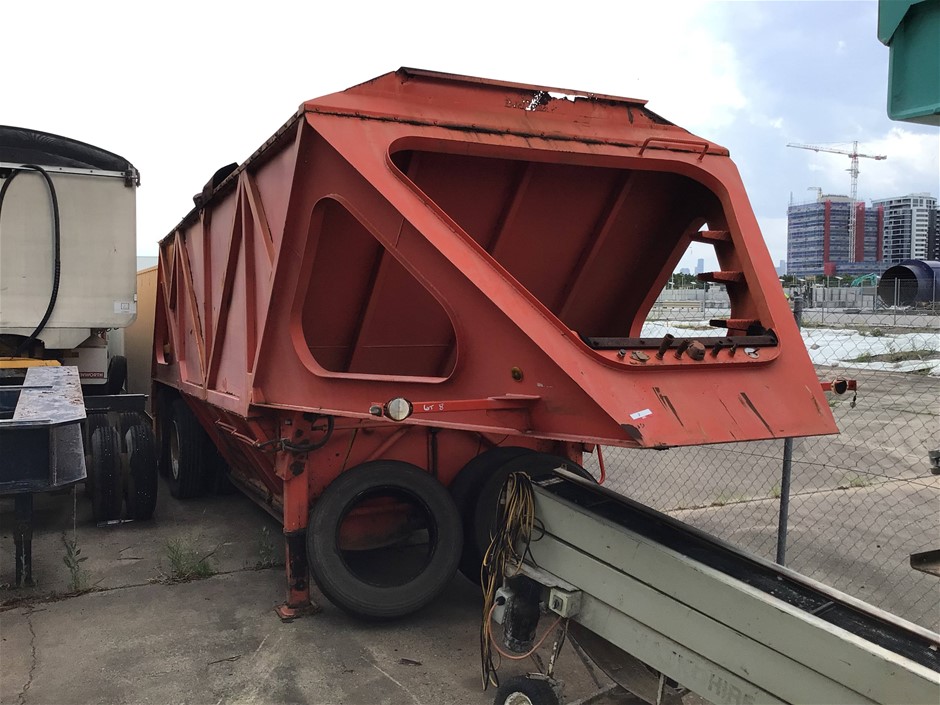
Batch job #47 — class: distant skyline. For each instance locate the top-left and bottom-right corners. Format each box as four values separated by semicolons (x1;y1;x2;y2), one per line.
4;1;938;274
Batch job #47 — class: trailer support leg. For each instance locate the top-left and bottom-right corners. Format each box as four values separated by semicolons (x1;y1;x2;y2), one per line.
14;493;34;588
274;460;319;621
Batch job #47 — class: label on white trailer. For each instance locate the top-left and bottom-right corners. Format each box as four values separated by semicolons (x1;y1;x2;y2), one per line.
114;300;137;314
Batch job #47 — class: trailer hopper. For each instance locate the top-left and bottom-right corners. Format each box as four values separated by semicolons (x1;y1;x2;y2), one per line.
153;68;837;619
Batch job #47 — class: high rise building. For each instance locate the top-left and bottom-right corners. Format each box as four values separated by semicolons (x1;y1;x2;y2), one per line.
928;207;939;261
871;193;938;263
695;258;705;275
786;195;884;277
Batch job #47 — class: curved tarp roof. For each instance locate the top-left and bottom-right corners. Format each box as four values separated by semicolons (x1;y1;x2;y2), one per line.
0;125;134;172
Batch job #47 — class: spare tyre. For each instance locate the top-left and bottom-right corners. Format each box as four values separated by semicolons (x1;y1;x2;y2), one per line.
105;355;127;395
307;460;462;620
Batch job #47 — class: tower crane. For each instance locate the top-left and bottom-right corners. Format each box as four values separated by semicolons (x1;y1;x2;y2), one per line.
787;141;887;260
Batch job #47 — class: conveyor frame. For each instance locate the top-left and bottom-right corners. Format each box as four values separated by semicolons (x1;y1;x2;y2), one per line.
506;471;939;705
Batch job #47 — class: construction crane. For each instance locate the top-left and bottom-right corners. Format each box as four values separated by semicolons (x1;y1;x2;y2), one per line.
787;141;887;260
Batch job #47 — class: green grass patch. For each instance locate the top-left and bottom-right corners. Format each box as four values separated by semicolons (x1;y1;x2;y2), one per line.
710;493;748;507
846;349;939;364
164;538;218;582
838;475;872;490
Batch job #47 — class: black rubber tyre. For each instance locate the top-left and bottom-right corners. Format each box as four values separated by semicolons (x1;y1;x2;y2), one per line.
449;446;533;583
473;453;594;563
105;355;127;395
493;675;560;705
83;412;110;498
117;411;145;451
166;399;208;499
90;425;122;522
307;460;462;620
202;441;236;495
125;423;158;520
156;390;173;478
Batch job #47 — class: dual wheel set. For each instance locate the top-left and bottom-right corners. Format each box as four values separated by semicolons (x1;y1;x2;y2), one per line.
155;396;604;705
155;394;592;622
309;448;595;620
156;399;234;498
83;410;158;523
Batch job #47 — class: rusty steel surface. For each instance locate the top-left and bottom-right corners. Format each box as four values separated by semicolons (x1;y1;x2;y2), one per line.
153;68;836;503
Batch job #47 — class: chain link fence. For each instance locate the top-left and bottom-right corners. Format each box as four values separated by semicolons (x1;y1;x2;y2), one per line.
583;286;940;631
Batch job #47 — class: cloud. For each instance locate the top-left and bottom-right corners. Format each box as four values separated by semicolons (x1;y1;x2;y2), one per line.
755;216;789;266
634;33;748;132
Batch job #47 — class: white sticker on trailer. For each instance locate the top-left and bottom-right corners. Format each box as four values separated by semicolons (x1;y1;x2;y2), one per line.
630;409;652;420
114;300;137;314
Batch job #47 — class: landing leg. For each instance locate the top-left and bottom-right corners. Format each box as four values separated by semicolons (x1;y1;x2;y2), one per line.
274;458;319;621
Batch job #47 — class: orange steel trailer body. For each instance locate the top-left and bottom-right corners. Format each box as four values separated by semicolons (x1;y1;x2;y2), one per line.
153;69;836;618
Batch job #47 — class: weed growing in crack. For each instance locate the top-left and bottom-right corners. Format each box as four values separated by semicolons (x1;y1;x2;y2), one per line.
62;533;92;593
838;475;872;490
163;538;218;582
255;526;279;569
710;493;747;507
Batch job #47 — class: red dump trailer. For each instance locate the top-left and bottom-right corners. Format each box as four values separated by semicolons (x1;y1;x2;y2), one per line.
153;68;837;619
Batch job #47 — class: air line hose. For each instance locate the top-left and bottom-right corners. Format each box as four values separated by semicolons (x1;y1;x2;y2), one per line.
0;164;61;356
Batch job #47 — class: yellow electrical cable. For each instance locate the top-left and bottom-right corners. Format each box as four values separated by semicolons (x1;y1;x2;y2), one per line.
479;471;537;689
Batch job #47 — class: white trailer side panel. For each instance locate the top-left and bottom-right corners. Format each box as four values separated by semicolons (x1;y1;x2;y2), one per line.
0;167;137;349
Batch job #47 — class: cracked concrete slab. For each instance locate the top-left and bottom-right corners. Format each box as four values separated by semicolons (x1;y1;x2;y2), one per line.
0;569;616;705
0;480;620;705
0;607;34;705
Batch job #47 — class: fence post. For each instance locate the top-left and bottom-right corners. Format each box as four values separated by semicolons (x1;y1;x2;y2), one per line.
776;293;803;566
894;277;900;326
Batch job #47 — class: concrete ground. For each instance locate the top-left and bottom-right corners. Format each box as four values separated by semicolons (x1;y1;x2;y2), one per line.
0;481;622;705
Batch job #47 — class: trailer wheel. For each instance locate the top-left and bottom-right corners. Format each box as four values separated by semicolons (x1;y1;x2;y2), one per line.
166;399;208;499
117;411;146;452
125;423;158;520
492;675;560;705
473;453;594;565
202;442;236;496
90;426;122;522
83;412;110;498
307;461;462;620
105;355;127;395
450;447;532;583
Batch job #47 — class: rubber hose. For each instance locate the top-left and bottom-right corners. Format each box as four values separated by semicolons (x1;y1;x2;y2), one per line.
0;165;61;356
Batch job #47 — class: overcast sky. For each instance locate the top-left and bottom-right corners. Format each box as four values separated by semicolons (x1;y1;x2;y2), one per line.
4;0;938;272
